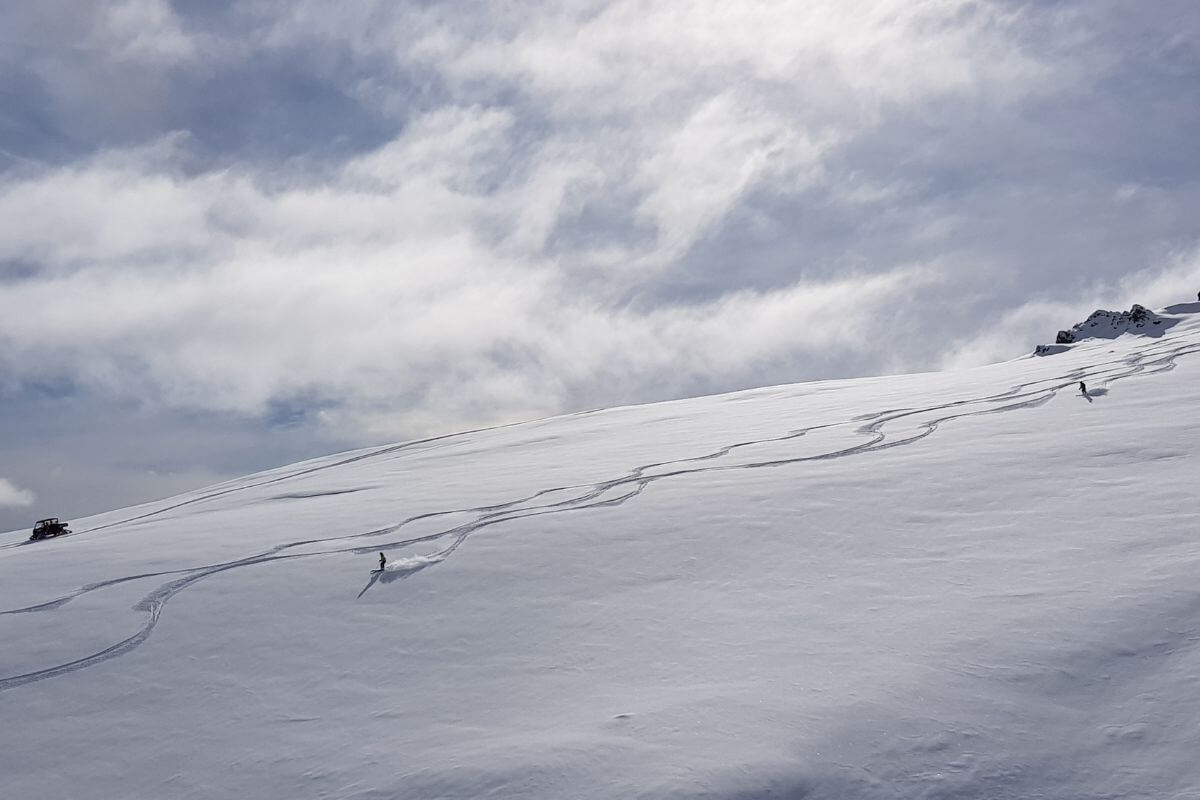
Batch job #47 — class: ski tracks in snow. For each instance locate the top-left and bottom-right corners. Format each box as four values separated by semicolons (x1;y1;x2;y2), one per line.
2;333;1200;692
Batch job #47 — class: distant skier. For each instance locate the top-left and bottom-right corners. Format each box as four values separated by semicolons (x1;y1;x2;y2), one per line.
378;552;387;571
1079;381;1087;394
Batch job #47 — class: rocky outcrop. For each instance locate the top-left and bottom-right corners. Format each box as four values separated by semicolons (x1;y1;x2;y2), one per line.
1034;303;1174;356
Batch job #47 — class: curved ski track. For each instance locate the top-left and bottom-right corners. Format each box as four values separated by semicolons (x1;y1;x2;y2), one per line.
2;334;1198;692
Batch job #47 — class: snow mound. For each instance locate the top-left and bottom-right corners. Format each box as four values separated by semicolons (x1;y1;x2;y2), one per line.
1035;303;1175;355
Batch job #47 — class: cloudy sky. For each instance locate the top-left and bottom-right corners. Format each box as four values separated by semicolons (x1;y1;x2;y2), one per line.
1;0;1199;531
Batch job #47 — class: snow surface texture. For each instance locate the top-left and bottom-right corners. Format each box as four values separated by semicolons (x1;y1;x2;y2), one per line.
4;306;1200;799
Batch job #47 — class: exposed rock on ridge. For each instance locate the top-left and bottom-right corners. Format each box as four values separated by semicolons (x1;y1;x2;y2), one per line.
1034;303;1173;356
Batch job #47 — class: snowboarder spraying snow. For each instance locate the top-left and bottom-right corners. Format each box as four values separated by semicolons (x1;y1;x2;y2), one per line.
378;553;387;571
1079;381;1087;394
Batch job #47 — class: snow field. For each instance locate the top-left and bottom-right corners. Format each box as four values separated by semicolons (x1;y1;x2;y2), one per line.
3;311;1200;798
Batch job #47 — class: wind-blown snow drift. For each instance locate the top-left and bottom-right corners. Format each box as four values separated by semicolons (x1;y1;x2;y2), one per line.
3;305;1200;799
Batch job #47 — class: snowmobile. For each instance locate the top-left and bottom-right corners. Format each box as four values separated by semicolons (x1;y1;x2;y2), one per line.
29;518;71;541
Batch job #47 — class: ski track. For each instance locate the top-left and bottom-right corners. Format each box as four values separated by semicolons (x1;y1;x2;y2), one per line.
0;414;569;553
2;334;1199;693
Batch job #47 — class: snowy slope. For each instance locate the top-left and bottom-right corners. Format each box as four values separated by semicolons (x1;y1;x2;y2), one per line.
4;306;1200;799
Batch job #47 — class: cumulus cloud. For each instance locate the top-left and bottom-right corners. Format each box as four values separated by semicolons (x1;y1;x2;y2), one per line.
0;479;35;509
0;123;940;429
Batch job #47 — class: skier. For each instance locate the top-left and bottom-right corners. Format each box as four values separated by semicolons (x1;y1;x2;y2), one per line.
1079;381;1087;394
378;552;387;571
